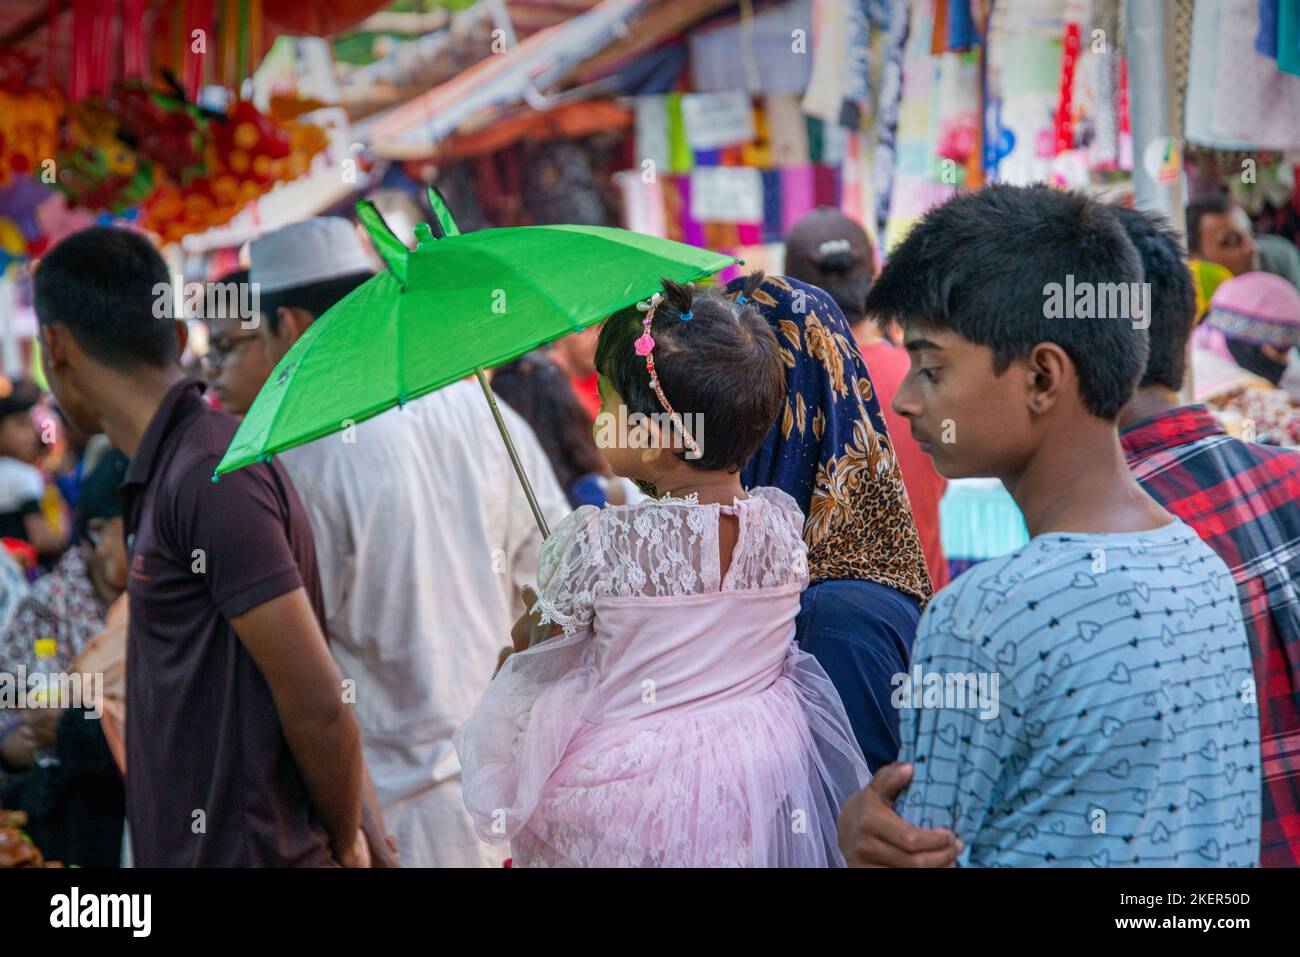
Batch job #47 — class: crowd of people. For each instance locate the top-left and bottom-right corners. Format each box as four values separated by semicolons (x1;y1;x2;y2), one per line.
0;180;1296;868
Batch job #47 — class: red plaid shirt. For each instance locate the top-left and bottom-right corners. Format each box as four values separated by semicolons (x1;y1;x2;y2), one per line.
1123;405;1300;867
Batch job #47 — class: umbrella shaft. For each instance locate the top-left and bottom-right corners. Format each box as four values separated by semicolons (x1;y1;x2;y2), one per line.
474;368;551;540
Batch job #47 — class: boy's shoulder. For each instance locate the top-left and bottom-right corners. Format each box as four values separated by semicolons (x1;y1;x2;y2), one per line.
921;520;1228;649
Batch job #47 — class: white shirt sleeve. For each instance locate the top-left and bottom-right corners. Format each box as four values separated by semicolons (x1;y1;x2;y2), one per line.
277;444;354;628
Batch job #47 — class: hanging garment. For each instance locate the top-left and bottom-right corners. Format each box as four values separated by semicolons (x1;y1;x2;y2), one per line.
661;175;686;243
766;93;812;166
677;173;705;247
614;170;667;238
872;0;909;241
1258;0;1281;58
984;0;1070;186
634;95;671;177
761;168;784;243
947;0;978;49
1185;0;1256;148
781;164;818;234
742;104;775;167
665;93;694;173
803;0;852;123
842;0;874;126
1279;0;1300;75
688;0;814;94
821;113;849;164
814;162;842;207
842;130;879;249
1208;0;1300;148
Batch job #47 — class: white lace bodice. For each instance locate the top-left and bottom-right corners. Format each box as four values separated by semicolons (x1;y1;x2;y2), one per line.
534;486;809;637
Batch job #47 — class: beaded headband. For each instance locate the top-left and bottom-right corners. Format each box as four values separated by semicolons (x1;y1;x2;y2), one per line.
633;292;702;459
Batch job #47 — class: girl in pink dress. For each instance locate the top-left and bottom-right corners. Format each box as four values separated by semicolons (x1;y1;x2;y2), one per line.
455;274;871;866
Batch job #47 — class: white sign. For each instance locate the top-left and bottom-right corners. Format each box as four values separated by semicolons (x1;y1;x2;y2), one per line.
635;96;671;171
680;91;755;151
689;166;763;223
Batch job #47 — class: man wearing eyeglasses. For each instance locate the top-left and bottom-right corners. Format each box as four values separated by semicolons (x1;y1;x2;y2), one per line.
201;269;274;418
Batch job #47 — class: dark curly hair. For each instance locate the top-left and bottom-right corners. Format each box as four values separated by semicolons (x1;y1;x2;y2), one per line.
594;271;784;472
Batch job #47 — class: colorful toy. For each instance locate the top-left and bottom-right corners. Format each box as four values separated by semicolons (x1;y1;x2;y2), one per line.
114;78;210;185
53;98;155;214
0;90;62;187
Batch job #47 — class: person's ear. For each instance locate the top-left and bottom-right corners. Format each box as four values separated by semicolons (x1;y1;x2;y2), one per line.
277;306;314;347
640;415;666;463
40;323;72;373
172;318;189;358
1024;342;1070;415
275;307;295;344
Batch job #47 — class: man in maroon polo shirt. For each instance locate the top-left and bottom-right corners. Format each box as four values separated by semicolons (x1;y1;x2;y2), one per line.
33;226;394;867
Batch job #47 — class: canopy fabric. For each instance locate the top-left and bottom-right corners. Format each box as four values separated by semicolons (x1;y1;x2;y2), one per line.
216;218;736;475
428;99;633;163
361;0;651;159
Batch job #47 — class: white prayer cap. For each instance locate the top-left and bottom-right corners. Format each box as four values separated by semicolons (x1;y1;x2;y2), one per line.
250;217;373;293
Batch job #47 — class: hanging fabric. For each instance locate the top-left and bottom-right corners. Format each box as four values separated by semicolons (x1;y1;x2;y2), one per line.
841;0;873;126
931;0;950;53
802;0;851;123
760;168;783;243
741;103;774;167
661;175;686;243
1258;0;1281;58
122;0;149;80
1278;0;1300;76
780;163;816;233
872;0;908;244
766;93;811;165
665;93;694;173
947;0;978;50
634;96;672;177
1052;21;1081;155
677;174;705;247
1208;0;1300;148
813;162;841;206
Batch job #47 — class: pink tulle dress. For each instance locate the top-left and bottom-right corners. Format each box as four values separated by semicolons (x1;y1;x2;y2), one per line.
454;487;870;867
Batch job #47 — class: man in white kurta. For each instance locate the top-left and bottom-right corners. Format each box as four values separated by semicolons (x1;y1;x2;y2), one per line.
251;218;569;866
280;384;567;867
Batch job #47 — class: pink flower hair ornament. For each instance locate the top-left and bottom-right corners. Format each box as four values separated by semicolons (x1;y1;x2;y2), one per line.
632;292;702;459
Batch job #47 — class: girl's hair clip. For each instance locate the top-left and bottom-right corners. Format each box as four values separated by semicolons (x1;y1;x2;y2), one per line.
635;292;663;313
631;293;702;459
680;310;693;321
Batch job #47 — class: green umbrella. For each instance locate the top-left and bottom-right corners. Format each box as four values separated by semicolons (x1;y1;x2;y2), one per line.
215;189;737;536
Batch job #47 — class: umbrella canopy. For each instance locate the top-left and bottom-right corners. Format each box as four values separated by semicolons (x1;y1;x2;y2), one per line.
215;192;736;486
